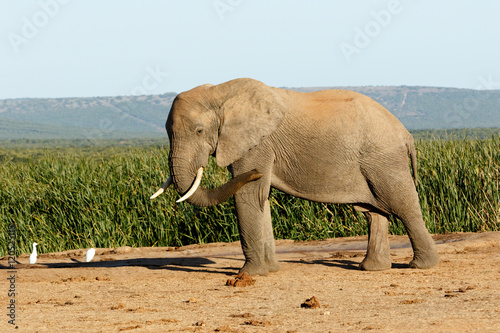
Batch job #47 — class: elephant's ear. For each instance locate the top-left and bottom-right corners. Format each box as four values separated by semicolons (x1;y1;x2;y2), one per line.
215;79;285;167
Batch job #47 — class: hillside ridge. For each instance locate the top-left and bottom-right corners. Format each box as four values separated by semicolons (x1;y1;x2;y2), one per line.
1;86;499;140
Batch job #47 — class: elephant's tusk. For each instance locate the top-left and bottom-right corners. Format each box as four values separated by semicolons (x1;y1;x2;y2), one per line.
150;176;173;199
176;167;204;203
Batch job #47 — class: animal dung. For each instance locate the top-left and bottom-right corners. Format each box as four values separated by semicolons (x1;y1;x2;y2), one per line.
301;296;321;309
225;272;256;287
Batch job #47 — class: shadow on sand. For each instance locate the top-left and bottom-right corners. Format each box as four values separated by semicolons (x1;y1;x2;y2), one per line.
1;256;242;276
283;258;409;270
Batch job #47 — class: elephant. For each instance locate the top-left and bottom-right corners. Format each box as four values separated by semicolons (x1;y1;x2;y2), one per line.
151;78;439;276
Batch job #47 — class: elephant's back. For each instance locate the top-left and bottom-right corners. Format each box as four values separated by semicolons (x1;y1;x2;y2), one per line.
286;88;412;158
290;89;404;131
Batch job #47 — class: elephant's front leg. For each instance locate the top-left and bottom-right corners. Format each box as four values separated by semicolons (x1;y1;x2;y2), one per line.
234;185;280;276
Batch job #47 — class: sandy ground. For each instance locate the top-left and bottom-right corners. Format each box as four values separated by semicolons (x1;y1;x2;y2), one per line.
1;232;500;333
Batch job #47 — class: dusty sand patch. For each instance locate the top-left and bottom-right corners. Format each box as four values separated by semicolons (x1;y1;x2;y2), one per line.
1;232;499;332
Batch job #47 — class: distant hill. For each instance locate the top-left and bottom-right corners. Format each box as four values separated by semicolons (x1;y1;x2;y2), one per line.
0;93;176;140
0;86;499;140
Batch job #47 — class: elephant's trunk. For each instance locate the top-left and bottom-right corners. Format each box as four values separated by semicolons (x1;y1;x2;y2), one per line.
176;167;204;203
151;153;263;206
172;167;262;207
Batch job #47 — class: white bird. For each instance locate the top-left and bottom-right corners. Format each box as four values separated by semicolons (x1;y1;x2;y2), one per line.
85;248;95;262
29;242;38;264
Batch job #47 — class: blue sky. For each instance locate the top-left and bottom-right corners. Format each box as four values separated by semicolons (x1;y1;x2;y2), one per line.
1;0;499;99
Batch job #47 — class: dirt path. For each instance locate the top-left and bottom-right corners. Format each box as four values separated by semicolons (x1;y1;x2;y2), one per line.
2;232;500;332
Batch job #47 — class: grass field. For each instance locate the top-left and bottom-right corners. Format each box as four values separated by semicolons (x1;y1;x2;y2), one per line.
1;136;499;257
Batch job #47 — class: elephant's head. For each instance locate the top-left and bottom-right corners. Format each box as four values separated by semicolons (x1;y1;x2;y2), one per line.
151;78;286;206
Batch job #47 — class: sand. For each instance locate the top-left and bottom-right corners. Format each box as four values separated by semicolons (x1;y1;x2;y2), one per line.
2;231;499;332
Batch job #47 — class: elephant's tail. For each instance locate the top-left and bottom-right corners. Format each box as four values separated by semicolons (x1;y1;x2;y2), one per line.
407;136;418;188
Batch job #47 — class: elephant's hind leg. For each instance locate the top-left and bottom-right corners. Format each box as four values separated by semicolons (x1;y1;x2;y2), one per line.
405;218;440;269
369;169;439;269
359;210;392;271
390;191;439;269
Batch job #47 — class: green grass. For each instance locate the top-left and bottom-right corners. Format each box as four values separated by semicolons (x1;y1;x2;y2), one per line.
410;127;500;140
1;136;499;257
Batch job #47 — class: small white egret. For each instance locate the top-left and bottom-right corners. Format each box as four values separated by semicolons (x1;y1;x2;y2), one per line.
85;248;95;262
29;242;38;264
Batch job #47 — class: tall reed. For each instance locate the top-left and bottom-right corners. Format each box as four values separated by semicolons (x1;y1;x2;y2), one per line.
1;137;498;256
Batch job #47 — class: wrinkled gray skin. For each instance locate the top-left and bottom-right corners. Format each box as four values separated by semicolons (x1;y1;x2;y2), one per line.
161;78;439;276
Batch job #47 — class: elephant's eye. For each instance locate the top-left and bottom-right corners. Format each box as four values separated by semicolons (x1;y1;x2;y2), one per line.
196;128;204;135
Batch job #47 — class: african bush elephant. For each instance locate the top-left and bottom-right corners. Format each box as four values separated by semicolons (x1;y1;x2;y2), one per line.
151;78;439;276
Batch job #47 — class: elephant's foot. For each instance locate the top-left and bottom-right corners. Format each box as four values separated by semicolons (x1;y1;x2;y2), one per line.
409;250;439;269
239;260;280;276
359;253;392;271
267;259;280;273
